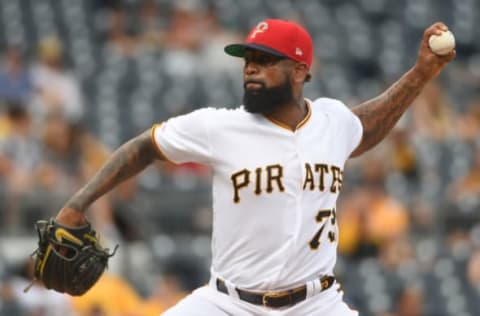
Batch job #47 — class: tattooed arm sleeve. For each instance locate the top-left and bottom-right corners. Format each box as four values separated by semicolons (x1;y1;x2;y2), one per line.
350;68;428;157
350;21;456;157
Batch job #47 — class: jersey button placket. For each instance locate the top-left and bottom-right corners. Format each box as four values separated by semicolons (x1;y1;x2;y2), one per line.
292;133;304;242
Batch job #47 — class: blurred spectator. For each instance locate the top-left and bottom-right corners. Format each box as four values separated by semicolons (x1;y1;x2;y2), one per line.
338;154;410;259
467;248;480;290
408;197;436;235
388;128;418;185
457;97;480;144
363;190;409;252
104;8;141;58
338;188;378;258
161;1;205;78
8;259;76;316
445;228;471;259
198;4;242;74
141;273;187;315
35;114;85;205
0;102;42;232
85;305;108;316
0;45;33;105
138;0;167;51
411;80;456;141
30;36;84;125
110;177;143;242
34;114;122;237
396;284;424;316
164;1;203;53
71;271;188;316
36;114;110;202
0;280;26;316
378;236;415;271
448;145;480;207
70;273;144;316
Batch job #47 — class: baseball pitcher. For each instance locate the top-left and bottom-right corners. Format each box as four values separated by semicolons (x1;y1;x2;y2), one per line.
31;18;454;316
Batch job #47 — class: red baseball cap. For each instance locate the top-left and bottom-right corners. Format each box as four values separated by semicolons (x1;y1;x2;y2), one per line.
225;19;313;68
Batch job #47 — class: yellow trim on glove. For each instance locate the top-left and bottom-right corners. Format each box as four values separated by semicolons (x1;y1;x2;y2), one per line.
38;245;53;278
55;228;83;245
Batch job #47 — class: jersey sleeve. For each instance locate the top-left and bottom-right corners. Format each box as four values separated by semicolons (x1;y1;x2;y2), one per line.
151;108;213;164
341;102;363;156
321;98;363;158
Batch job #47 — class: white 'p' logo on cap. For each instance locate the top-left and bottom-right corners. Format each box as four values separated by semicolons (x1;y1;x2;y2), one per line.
250;21;269;39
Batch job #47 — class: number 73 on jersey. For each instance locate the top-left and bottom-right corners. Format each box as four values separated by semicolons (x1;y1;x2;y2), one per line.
309;207;337;250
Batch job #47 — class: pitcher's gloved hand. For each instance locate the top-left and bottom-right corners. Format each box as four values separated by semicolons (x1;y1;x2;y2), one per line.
26;218;118;296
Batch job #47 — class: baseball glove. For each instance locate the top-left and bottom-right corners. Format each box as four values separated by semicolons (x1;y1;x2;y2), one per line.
26;218;118;296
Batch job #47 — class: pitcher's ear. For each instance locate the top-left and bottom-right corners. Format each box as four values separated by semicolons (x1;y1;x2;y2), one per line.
293;62;310;83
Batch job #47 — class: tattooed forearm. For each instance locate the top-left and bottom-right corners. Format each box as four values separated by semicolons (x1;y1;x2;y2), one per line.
350;68;428;157
64;129;160;212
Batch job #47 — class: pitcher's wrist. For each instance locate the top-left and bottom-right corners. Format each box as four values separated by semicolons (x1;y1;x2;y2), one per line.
56;207;88;226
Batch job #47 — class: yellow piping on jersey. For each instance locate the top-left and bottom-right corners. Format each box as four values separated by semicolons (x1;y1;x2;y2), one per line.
150;124;177;164
264;100;312;131
296;100;312;129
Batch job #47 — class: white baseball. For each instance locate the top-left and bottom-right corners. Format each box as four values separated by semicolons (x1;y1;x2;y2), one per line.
428;30;455;56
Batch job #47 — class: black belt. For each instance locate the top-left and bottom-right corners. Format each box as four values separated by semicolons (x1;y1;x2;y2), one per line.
216;276;335;308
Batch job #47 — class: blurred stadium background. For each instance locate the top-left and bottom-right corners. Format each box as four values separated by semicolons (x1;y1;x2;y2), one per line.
0;0;479;315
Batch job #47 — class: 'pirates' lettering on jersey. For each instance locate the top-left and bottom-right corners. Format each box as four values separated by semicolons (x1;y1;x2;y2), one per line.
231;164;285;203
231;163;343;203
303;163;343;193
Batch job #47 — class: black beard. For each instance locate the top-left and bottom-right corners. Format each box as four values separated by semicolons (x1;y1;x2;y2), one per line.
243;80;295;114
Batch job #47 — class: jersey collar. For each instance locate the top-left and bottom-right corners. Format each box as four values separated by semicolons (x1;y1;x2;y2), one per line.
263;99;312;132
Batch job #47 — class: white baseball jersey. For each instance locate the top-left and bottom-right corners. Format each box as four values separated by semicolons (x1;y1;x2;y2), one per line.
152;98;363;291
